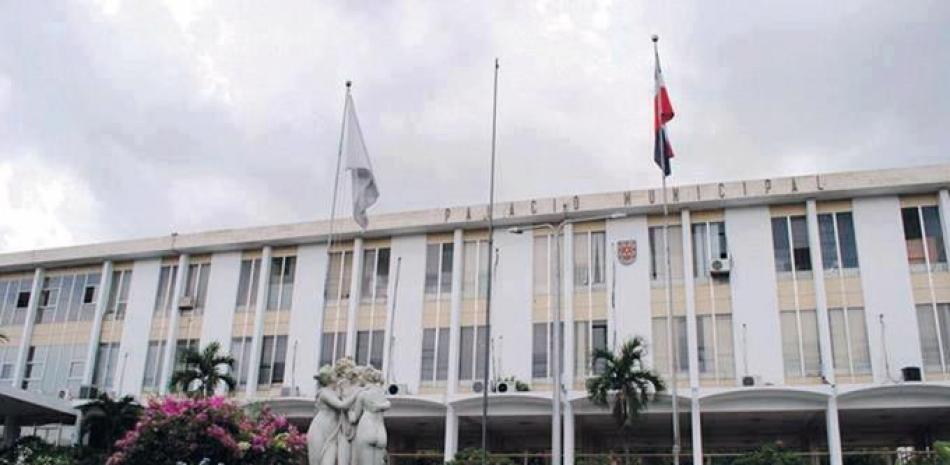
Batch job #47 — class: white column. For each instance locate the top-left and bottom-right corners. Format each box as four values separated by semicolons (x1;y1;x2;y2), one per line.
805;200;836;384
81;261;113;387
287;244;327;397
826;394;843;465
680;209;703;465
443;404;459;463
12;268;44;389
345;238;364;357
939;190;950;266
563;401;575;465
246;246;273;396
562;223;575;387
446;230;464;395
159;254;190;394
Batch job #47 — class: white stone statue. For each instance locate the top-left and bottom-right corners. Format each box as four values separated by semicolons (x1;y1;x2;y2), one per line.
308;358;389;465
349;367;391;465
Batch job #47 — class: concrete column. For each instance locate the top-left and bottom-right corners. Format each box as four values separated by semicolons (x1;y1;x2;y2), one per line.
805;200;836;384
159;254;189;395
562;223;575;387
826;394;844;465
81;261;114;387
443;404;459;462
939;190;950;267
680;209;703;465
345;238;364;357
446;230;464;395
246;246;273;396
12;268;43;389
2;415;20;447
563;401;575;465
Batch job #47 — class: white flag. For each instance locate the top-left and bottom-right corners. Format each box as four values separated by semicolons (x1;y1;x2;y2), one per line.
342;93;379;229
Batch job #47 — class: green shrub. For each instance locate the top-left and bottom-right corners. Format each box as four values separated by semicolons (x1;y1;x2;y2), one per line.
730;444;803;465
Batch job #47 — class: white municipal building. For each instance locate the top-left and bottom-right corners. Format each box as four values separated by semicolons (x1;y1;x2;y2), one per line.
0;164;949;464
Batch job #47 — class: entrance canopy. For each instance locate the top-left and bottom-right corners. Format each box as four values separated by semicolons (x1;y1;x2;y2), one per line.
0;386;77;425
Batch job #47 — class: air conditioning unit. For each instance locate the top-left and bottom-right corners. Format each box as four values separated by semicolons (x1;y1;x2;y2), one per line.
78;385;99;399
495;381;511;394
710;258;731;276
279;386;299;397
472;381;486;393
741;375;761;387
57;389;71;400
387;384;409;396
178;296;196;310
901;366;922;382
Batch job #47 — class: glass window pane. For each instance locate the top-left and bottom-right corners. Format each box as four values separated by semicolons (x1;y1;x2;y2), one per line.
592;321;607;374
836;213;859;268
790;216;812;271
651;317;668;374
772;217;792;273
532;323;548;378
828;308;849;374
475;325;487;379
591;232;606;285
574;322;589;375
717;315;735;379
692;223;709;278
420;329;435;381
375;249;390;299
360;250;377;301
922;206;947;264
459;326;474;380
818;214;839;270
573;233;589;288
424;245;440;296
780;311;802;377
902;208;926;265
847;308;871;373
800;310;821;376
370;330;384;369
463;242;478;299
436;328;449;380
356;331;370;366
440;243;454;295
917;304;942;371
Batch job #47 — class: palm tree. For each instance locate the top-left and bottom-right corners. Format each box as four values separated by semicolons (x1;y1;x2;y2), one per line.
585;337;666;428
169;341;236;397
79;393;142;452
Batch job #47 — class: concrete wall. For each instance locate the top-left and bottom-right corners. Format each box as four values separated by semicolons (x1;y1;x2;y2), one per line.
607;217;653;361
388;234;426;393
286;244;327;397
853;196;922;382
725;206;785;385
200;252;241;349
117;259;161;396
491;231;533;383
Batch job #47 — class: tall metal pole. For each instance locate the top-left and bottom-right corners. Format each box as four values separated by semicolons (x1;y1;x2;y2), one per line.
654;35;681;465
551;222;562;465
326;81;351;260
481;58;500;465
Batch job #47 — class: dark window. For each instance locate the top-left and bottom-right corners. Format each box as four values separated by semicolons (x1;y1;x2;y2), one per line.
16;292;30;308
83;286;96;304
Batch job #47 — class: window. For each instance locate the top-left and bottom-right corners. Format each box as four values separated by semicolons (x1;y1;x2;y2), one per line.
355;330;385;369
16;291;30;308
257;335;288;387
651;316;688;374
21;344;87;397
230;337;254;387
420;327;449;382
0;279;32;326
235;259;261;312
267;256;295;311
696;314;735;380
917;303;950;373
818;212;859;270
828;307;871;376
183;262;211;313
360;248;390;302
458;325;488;381
325;251;353;301
425;243;453;299
36;277;61;324
106;269;131;320
0;346;17;385
531;322;564;379
574;320;607;377
92;343;120;390
902;206;947;270
649;226;685;281
692;222;729;278
772;216;812;273
320;332;347;368
153;265;178;318
574;231;606;288
174;339;199;372
142;341;166;391
780;309;821;378
462;240;490;299
83;285;96;304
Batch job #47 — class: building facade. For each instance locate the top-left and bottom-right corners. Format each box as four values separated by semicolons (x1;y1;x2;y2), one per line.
1;165;950;463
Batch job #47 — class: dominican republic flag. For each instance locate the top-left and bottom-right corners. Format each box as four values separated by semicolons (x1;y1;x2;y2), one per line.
653;45;675;177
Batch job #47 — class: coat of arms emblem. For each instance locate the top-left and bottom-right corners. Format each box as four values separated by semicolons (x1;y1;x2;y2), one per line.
617;240;637;265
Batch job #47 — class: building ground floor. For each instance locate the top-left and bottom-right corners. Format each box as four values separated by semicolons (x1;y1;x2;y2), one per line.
269;383;950;465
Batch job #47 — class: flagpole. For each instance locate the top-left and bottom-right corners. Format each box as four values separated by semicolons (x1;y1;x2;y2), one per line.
318;81;350;374
481;57;500;465
653;34;681;465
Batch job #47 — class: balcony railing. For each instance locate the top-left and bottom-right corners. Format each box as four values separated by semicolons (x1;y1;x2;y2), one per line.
388;450;941;465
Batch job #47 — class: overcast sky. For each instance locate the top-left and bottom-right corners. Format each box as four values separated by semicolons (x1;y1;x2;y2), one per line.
1;1;948;252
